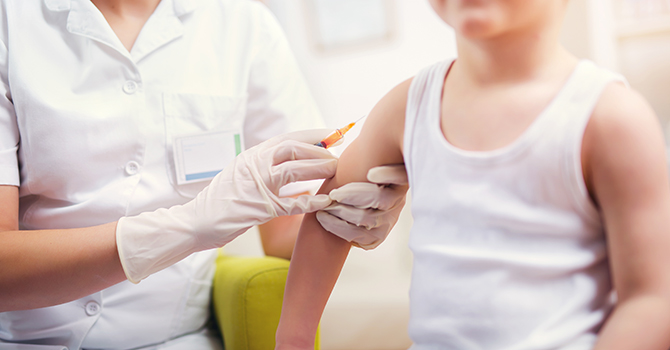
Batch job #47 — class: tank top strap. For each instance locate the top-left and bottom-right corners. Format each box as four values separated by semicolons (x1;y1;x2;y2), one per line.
557;60;628;139
557;60;628;220
404;59;454;182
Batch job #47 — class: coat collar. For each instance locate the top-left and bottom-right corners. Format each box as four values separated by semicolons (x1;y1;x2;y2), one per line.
44;0;204;16
43;0;206;62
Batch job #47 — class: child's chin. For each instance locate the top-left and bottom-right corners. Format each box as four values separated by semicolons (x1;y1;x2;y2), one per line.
457;21;500;39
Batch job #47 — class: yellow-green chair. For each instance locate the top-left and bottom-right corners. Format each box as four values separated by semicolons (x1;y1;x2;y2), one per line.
212;253;320;350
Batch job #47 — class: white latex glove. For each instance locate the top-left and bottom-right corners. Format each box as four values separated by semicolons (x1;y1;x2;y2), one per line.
316;164;408;250
116;129;338;283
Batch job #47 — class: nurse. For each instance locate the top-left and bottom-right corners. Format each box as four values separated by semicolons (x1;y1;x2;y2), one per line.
0;0;406;349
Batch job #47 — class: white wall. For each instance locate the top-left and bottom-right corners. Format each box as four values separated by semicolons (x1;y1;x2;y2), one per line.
265;0;456;129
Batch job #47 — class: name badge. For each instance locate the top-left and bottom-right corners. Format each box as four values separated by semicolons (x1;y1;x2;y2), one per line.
173;130;243;185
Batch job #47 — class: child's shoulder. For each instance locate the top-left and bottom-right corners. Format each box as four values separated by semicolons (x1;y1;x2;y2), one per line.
582;80;664;201
357;59;453;161
588;82;659;145
367;58;453;130
377;77;414;116
362;77;414;152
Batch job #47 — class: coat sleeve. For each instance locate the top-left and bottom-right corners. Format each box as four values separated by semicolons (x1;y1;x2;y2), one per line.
0;5;19;187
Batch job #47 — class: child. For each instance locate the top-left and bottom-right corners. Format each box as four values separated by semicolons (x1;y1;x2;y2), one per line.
276;0;670;349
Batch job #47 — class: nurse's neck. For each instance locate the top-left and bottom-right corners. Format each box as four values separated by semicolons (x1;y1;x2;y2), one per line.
91;0;161;52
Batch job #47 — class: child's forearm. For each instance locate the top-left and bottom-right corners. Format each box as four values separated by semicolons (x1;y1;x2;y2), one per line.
275;212;352;349
593;295;670;349
274;79;408;349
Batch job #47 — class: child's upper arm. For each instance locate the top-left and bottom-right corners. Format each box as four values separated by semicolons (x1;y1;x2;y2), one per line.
319;78;411;194
583;83;670;299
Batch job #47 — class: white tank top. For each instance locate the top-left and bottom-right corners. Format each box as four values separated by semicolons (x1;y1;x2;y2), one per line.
403;59;626;350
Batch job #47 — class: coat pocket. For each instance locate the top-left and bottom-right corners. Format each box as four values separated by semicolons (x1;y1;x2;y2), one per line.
163;93;247;198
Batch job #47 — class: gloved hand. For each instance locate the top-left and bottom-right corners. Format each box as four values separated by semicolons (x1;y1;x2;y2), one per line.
116;129;338;283
316;164;408;250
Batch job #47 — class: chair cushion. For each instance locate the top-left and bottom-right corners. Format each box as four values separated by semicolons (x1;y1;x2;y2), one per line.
212;254;319;350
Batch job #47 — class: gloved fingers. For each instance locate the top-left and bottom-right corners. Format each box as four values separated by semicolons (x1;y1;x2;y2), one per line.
272;139;337;164
316;211;384;250
272;157;337;185
321;203;386;229
367;164;408;185
276;193;333;216
329;182;406;211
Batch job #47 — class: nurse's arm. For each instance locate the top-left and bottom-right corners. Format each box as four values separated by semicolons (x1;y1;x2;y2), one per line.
275;79;410;349
258;192;309;260
0;185;126;312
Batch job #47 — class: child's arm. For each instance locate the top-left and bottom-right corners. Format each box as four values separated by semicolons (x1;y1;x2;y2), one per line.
584;84;670;349
275;79;411;350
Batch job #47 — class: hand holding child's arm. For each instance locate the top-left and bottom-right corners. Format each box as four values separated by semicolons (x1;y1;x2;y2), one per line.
585;84;670;349
275;80;410;349
317;164;408;250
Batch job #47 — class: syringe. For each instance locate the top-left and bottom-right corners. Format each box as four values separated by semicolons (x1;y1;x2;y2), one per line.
315;115;366;149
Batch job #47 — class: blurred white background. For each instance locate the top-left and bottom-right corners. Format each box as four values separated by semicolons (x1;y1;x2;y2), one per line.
224;0;670;349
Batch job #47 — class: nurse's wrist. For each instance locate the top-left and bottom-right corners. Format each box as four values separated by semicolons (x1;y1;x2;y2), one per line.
114;207;200;284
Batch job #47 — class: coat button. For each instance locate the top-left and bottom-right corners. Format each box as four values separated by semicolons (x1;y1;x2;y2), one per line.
85;301;101;316
123;81;138;94
125;161;140;175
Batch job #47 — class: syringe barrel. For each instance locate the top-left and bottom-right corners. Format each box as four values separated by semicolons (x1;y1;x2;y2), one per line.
314;128;344;149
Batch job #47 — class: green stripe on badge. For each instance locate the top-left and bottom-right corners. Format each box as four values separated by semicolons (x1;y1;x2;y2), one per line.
234;134;242;155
